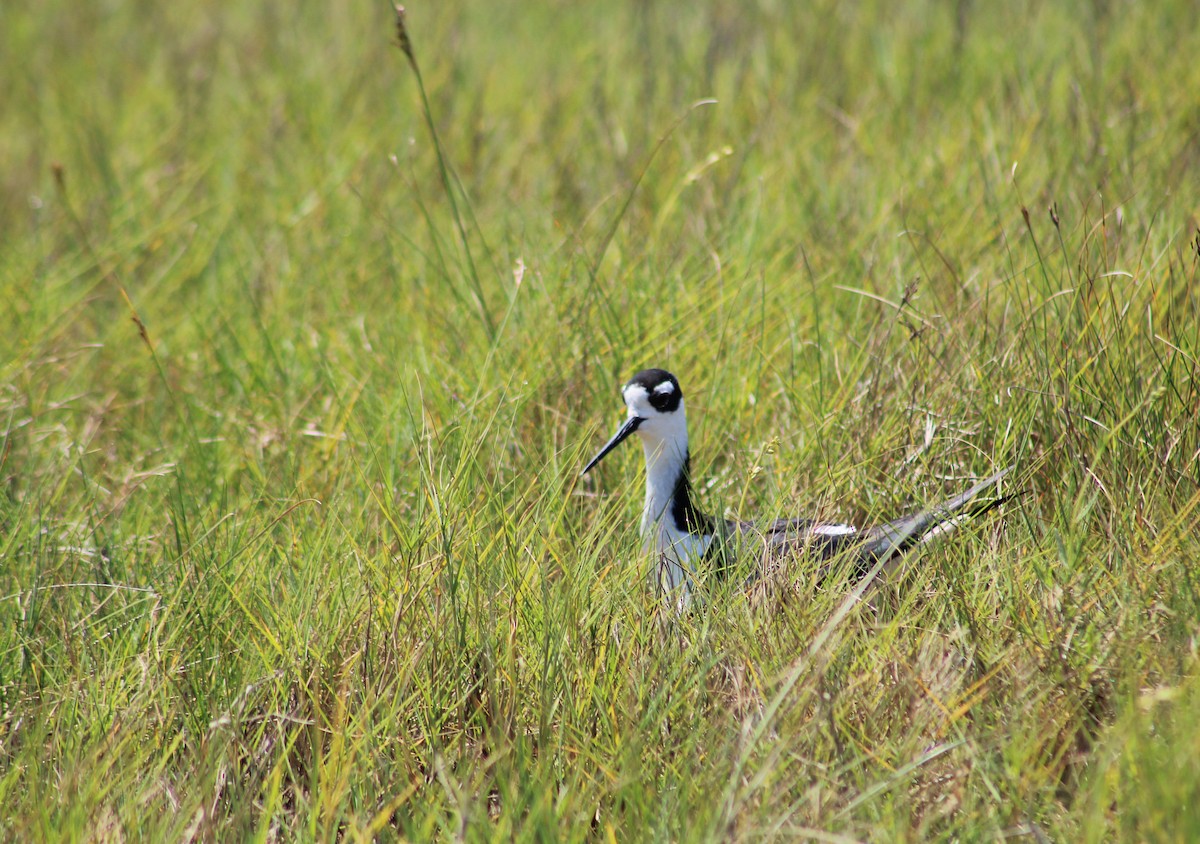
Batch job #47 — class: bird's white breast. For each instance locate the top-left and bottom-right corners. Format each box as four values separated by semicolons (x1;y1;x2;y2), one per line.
643;512;712;610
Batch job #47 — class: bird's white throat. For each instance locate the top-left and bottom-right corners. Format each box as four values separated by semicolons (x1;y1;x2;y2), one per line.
637;419;687;533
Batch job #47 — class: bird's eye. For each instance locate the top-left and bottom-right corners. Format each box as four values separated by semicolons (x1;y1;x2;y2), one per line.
648;382;678;411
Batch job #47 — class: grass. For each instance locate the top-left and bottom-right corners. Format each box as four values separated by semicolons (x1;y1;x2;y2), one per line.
3;0;1200;838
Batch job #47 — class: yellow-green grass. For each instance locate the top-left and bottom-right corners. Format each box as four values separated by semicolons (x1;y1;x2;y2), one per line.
3;0;1200;839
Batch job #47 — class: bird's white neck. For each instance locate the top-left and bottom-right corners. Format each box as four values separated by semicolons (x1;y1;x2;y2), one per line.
633;406;713;603
639;434;688;534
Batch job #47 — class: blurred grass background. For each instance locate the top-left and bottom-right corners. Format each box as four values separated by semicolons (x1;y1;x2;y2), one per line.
3;0;1200;839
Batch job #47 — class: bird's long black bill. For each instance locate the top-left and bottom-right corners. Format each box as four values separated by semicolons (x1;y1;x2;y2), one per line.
581;416;642;475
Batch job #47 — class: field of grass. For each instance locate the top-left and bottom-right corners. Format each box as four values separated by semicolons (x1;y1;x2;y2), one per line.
4;0;1200;839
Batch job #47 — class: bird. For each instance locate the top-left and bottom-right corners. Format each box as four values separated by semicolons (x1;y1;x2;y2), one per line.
581;368;1012;609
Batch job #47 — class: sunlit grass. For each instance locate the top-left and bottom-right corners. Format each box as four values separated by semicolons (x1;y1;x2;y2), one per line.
3;0;1200;839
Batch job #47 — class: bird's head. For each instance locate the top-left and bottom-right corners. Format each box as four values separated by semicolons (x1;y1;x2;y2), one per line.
582;368;688;474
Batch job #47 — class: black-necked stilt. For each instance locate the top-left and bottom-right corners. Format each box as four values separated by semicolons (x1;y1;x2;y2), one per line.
582;368;1012;607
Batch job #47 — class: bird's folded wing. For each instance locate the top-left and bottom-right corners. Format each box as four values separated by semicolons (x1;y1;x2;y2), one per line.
727;467;1013;567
